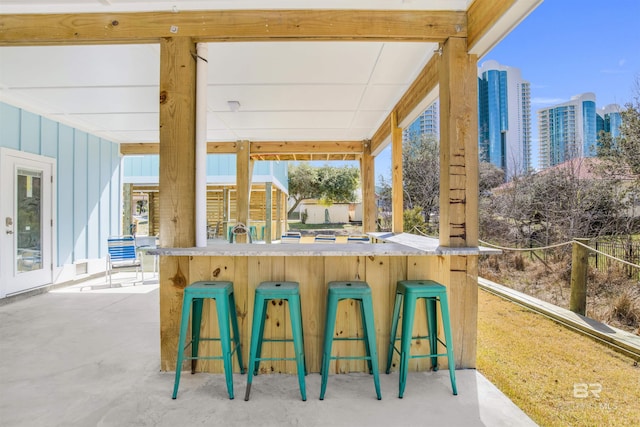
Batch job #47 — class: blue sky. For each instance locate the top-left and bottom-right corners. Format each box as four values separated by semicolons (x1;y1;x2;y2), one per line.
374;0;640;182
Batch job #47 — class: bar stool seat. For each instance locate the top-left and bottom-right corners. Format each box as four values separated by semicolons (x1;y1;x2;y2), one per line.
320;281;381;400
172;281;245;400
386;280;457;397
244;281;307;401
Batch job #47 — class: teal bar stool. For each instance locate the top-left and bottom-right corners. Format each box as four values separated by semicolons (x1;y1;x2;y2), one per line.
172;281;245;400
385;280;457;397
320;281;381;400
244;281;307;401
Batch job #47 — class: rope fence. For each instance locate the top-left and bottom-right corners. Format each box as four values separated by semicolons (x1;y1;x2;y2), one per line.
403;226;640;272
478;238;640;272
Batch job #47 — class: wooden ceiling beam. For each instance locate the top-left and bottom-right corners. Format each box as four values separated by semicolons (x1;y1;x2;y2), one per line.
250;140;364;155
0;9;466;46
121;140;365;158
467;0;515;52
370;52;439;154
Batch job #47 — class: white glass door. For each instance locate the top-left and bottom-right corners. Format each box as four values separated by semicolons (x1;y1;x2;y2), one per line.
0;148;55;298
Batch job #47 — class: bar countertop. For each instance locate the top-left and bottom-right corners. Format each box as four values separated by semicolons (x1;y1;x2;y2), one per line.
149;232;501;257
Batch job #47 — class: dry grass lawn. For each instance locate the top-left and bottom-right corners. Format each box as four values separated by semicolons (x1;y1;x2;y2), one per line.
477;289;640;427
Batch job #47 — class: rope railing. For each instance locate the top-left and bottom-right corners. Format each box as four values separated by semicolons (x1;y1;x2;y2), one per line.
478;239;573;252
399;228;640;271
478;238;640;271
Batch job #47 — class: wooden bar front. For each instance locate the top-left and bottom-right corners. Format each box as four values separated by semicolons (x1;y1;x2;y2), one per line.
155;236;499;375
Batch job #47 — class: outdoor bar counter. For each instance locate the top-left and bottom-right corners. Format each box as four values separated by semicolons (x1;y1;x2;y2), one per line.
152;233;500;375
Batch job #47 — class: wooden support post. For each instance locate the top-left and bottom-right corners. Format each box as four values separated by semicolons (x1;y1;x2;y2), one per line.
265;182;272;243
361;141;376;233
235;141;251;243
570;238;590;316
438;37;479;369
222;187;229;237
158;36;197;371
148;191;157;236
275;188;282;240
122;183;132;235
391;112;404;233
282;191;288;232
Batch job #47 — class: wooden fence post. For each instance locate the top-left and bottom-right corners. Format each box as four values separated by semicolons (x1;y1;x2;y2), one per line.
570;238;590;315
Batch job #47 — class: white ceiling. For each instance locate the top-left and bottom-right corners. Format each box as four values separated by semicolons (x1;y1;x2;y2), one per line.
1;1;537;148
0;41;436;144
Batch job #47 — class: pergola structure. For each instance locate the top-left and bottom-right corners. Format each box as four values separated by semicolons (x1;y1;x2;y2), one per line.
1;0;542;369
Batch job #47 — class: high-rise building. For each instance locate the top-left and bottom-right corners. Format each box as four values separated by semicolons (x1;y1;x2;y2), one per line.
597;104;623;140
477;60;532;179
402;101;439;142
538;93;598;169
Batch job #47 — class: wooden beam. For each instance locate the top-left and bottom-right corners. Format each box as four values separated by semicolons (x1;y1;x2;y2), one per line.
158;36;197;370
467;0;516;53
119;143;158;155
265;182;272;244
391;112;403;233
235;140;251;243
120;140;364;158
438;37;478;247
250;140;364;155
437;37;479;369
0;10;466;46
158;37;197;248
370;53;439;154
361;142;376;233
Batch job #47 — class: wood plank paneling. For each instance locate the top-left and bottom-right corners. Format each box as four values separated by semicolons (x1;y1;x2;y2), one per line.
166;253;475;373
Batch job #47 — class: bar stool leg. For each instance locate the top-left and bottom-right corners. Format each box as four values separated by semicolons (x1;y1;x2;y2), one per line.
386;292;403;374
439;292;458;395
217;296;235;399
362;293;381;400
319;292;338;400
172;294;193;399
288;294;307;401
359;300;373;374
425;297;439;371
191;298;204;373
228;292;246;374
398;293;417;399
252;299;268;375
245;294;266;401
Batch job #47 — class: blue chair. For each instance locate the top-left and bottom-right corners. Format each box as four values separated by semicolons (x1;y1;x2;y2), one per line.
172;281;245;399
386;280;457;397
314;234;336;243
347;235;370;243
245;281;307;401
281;232;301;244
106;235;142;286
320;281;381;400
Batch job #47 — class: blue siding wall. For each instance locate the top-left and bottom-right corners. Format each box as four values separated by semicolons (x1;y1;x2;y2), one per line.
0;102;122;266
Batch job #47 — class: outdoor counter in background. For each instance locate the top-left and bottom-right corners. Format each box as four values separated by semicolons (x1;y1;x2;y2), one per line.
150;234;500;375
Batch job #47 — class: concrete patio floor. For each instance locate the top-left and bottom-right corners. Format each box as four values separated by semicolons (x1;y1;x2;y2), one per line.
0;273;537;427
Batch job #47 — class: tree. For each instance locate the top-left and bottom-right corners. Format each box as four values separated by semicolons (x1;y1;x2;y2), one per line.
402;134;440;227
479;162;505;194
287;163;359;216
287;163;319;215
618;74;640;175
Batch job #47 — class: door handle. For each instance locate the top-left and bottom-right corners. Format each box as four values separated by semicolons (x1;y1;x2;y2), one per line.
6;230;13;234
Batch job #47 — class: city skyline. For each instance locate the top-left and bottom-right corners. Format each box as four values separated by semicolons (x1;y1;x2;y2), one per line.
375;0;640;181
